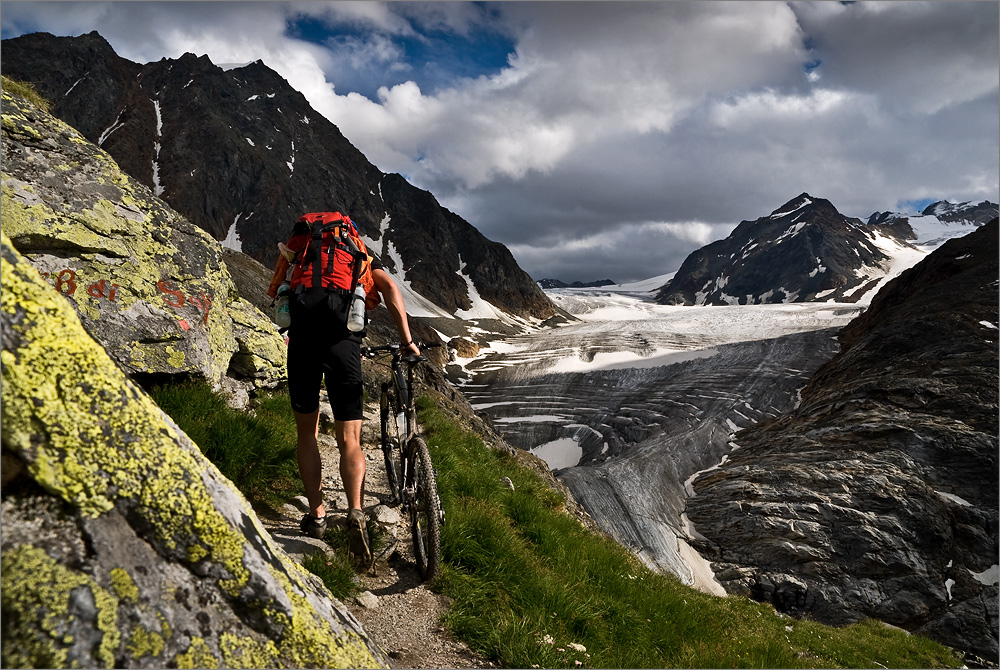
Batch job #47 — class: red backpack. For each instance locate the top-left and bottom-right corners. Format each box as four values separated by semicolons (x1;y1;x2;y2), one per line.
268;212;381;311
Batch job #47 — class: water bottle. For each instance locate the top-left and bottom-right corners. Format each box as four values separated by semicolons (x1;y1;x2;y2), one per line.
346;284;367;332
275;281;291;328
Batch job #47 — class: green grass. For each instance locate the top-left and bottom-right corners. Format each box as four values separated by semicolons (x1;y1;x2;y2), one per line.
301;548;361;601
146;380;960;668
416;396;962;669
1;75;51;112
148;379;392;601
147;380;300;510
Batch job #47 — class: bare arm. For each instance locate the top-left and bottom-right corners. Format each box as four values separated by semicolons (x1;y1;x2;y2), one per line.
372;268;420;357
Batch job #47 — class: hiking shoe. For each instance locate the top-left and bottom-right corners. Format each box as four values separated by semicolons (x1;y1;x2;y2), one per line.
346;508;372;567
300;513;328;539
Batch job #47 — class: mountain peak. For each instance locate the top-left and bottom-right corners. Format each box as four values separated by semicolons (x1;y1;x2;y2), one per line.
768;193;839;220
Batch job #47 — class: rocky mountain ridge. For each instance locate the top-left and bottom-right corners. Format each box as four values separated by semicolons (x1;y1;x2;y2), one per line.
685;219;999;661
1;30;555;331
656;193;996;306
537;278;617;289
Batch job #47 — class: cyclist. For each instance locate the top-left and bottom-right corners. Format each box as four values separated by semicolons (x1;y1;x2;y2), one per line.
281;217;420;567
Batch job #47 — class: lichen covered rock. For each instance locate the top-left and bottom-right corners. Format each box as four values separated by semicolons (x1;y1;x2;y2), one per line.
1;233;387;667
0;86;284;388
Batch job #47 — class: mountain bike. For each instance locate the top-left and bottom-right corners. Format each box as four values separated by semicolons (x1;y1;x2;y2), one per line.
360;341;444;581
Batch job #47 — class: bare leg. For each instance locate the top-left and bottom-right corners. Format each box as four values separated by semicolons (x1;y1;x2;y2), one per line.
294;409;326;519
336;419;365;510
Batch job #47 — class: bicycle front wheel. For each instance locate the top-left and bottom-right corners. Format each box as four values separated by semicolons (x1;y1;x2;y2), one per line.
408;436;442;581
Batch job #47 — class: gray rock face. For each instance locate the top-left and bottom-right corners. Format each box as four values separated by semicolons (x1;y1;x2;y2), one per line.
1;234;388;669
1;84;286;389
2;30;555;324
685;220;999;661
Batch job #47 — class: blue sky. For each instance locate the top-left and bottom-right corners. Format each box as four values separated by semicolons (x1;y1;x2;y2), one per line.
3;1;998;282
285;6;516;99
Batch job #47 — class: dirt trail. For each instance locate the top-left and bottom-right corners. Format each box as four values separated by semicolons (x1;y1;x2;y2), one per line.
258;406;494;670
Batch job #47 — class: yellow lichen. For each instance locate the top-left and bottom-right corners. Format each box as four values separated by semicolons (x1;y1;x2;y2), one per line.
0;545;121;669
165;345;187;369
1;91;383;670
126;625;165;660
174;637;220;669
1;233;251;587
219;632;279;668
109;567;140;604
261;561;386;669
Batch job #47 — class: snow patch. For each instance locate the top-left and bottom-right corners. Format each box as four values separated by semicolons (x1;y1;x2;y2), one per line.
381;240;452;319
455;256;513;320
684;454;730;497
770;198;812;219
970;565;1000;586
97;109;127;146
65;76;86;97
151;100;164;196
936;491;973;507
223;215;243;252
546;347;719;373
531;437;582;470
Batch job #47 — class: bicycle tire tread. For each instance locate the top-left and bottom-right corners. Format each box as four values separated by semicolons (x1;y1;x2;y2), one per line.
409;436;442;581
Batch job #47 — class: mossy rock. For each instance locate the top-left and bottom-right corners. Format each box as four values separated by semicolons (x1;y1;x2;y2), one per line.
1;232;387;668
0;86;285;389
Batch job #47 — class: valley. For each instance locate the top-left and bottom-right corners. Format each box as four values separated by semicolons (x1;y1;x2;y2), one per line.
451;289;863;591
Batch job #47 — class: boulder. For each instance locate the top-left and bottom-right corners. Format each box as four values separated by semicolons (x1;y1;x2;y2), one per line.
1;232;388;668
448;337;481;359
0;85;285;389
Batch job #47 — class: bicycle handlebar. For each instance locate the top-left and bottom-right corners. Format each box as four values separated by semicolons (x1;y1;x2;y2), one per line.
360;341;442;360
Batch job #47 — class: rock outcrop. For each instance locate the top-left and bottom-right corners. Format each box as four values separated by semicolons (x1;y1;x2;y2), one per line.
1;233;389;668
2;31;555;325
1;83;285;390
685;220;999;661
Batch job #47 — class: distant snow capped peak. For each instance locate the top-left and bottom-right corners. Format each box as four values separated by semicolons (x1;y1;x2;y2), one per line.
921;200;998;225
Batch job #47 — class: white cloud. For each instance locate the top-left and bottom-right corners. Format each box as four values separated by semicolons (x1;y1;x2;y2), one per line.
2;0;996;284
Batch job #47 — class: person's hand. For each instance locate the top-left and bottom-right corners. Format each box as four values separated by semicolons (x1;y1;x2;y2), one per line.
403;340;421;359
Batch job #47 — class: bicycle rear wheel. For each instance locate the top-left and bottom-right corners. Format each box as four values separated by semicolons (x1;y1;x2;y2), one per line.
408;436;442;581
380;387;404;506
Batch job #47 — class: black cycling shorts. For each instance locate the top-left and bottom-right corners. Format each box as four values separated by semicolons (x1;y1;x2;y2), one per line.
286;294;364;421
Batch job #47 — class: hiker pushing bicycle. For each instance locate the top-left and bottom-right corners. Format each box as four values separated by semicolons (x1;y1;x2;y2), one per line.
267;210;421;569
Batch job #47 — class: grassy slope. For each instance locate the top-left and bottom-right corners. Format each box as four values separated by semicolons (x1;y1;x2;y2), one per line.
149;381;960;669
417;398;961;669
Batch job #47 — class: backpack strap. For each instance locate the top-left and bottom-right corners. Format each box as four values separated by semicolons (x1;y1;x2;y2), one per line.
310;221;325;291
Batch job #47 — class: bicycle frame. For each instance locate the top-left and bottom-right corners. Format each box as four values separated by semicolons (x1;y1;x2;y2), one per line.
362;343;431;502
362;341;444;580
